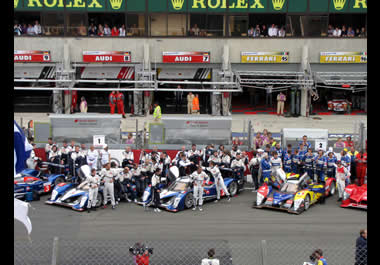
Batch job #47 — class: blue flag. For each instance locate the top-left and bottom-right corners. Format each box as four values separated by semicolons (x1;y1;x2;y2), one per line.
14;121;33;175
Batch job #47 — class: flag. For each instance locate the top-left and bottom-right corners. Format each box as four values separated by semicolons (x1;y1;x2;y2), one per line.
14;120;33;174
14;198;32;235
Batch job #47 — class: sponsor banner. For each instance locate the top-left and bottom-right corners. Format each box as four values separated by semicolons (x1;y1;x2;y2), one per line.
14;50;51;62
157;68;211;80
14;66;56;79
79;66;135;79
83;51;131;63
241;52;289;63
162;52;210;63
320;52;367;63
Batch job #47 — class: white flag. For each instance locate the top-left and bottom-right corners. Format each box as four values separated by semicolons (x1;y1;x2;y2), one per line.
14;198;32;235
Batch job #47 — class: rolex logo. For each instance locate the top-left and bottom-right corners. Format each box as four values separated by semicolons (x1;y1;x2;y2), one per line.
333;0;346;10
109;0;122;10
272;0;285;10
14;0;19;8
172;0;184;10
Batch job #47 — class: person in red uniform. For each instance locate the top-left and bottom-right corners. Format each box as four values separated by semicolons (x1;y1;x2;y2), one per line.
355;150;367;186
109;91;117;114
71;90;78;113
344;136;354;148
116;91;126;118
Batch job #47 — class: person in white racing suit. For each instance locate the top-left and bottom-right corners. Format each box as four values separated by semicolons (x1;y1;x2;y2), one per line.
100;162;118;209
99;145;110;167
336;160;351;202
203;161;230;202
230;153;246;181
270;151;284;183
190;166;208;211
86;145;99;170
87;168;101;212
151;168;162;212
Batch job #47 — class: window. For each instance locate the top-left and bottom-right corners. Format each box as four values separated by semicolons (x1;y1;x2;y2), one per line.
189;14;224;37
149;14;168;36
229;15;249;37
249;14;286;38
168;14;186;36
329;14;367;38
301;16;328;37
126;14;146;36
286;15;302;37
14;12;42;36
66;13;87;37
88;13;126;37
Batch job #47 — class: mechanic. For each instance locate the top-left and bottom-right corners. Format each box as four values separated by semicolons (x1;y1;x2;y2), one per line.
256;149;265;184
139;150;149;165
283;150;292;174
303;148;315;180
100;162;117;209
75;144;87;168
335;160;351;202
217;145;225;158
348;146;359;185
151;168;162;212
45;137;55;158
208;151;221;166
178;154;193;177
261;153;273;185
122;146;134;168
203;144;215;166
230;145;241;160
86;145;99;170
271;143;284;161
69;145;81;178
299;135;311;152
48;145;61;174
231;153;246;182
131;163;144;197
203;161;231;202
340;150;351;174
59;140;71;165
188;144;202;172
326;152;337;179
291;148;301;174
100;145;110;168
315;150;327;183
241;151;250;167
190;166;208;211
115;90;126;119
249;150;261;191
87;168;101;213
160;152;172;180
121;167;137;202
264;144;272;159
69;140;75;151
355;150;367;186
140;159;153;190
109;90;117;114
270;151;283;183
201;248;220;265
220;150;231;168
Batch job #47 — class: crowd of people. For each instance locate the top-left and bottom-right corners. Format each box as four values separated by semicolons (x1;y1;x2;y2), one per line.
14;20;42;36
327;24;366;37
87;23;140;37
247;24;286;37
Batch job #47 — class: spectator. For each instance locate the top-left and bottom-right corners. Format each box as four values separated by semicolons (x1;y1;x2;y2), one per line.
261;25;268;37
26;24;35;35
254;132;264;150
347;27;355;37
192;94;200;114
348;146;358;184
247;26;254;37
355;28;361;37
14;23;22;35
355;229;367;265
334;138;345;148
278;26;285;37
119;24;126;36
253;25;261;37
78;23;87;36
262;129;269;146
232;137;242;146
276;92;286;116
80;96;88;113
327;25;334;37
88;23;97;32
33;20;42;35
268;24;278;37
88;24;97;36
344;136;354;148
359;27;366;37
131;24;139;36
104;24;111;36
341;25;347;37
201;248;219;265
126;133;134;144
190;24;200;36
314;249;327;265
21;23;27;34
111;26;119;36
333;27;341;37
97;24;104;36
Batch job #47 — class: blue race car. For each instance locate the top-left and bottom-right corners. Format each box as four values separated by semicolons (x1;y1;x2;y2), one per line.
136;166;240;212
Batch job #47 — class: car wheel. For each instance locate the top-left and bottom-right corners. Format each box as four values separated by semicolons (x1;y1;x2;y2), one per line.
228;181;238;197
184;193;194;209
330;182;336;196
95;192;103;208
304;195;311;211
54;177;65;186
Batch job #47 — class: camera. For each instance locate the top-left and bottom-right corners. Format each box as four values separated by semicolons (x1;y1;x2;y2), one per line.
309;252;317;262
129;245;153;256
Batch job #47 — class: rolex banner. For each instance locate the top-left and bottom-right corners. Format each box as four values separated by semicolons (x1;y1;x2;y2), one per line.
83;51;131;63
241;52;289;63
320;52;367;63
163;52;210;63
14;50;51;62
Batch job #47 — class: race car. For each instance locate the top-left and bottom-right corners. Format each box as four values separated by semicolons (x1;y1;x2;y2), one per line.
253;173;336;214
327;99;352;113
341;184;367;210
136;166;240;212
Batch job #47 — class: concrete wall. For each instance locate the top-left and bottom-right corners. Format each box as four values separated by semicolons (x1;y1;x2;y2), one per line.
14;37;367;64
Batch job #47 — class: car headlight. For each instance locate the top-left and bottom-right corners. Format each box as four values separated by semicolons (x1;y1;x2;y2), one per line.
343;191;350;200
256;193;264;205
294;199;303;210
173;197;182;208
51;190;58;200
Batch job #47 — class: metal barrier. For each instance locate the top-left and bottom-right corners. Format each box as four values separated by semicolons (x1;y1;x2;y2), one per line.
14;238;367;265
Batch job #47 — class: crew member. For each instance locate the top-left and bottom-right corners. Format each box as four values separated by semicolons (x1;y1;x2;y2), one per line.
291;149;301;174
231;153;246;181
326;152;337;179
336;160;351;202
355;150;367;186
192;94;200;114
270;151;282;183
190;166;207;211
48;145;61;174
71;90;78;113
69;145;81;178
153;102;162;122
100;162;116;209
303;148;315;180
348;147;359;184
59;141;71;165
249;150;261;191
109;91;117;114
340;150;351;182
131;163;143;196
201;248;220;265
178;154;193;176
45;137;55;158
100;145;110;167
315;150;327;183
230;145;241;160
121;167;137;202
116;91;126;118
187;92;195;114
122;146;135;168
87;168;101;212
261;153;272;185
299;135;311;152
271;143;284;161
151;168;162;212
220;151;231;168
188;144;202;172
283;150;292;174
86;145;98;170
208;151;221;166
203;161;231;202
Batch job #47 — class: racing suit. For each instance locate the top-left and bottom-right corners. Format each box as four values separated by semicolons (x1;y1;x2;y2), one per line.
87;173;101;209
100;149;110;167
201;258;220;265
190;170;208;207
298;150;307;175
248;156;261;189
336;165;351;200
179;159;192;177
355;153;367;186
151;173;161;209
315;155;327;183
341;154;351;177
120;170;137;201
140;162;153;189
100;167;116;207
271;147;284;161
326;156;337;179
231;158;246;181
221;154;231;168
260;158;272;184
283;153;292;173
86;149;99;170
203;166;230;200
188;149;202;171
303;153;315;180
208;155;221;166
122;151;134;168
270;156;282;182
131;166;144;196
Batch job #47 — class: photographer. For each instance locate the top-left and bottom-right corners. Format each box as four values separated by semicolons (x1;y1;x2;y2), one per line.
201;248;219;265
308;249;327;265
129;243;152;265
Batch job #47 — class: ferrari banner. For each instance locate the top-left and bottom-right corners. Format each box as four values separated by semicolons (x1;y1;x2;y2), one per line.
83;51;131;63
162;52;210;63
241;52;289;63
14;50;51;62
320;52;367;63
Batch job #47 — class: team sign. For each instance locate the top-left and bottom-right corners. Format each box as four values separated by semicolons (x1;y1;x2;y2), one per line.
320;52;367;63
241;52;289;63
163;52;210;63
83;51;131;63
14;50;51;62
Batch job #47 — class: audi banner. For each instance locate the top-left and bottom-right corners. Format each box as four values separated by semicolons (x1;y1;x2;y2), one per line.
83;51;132;63
14;50;51;62
162;52;210;63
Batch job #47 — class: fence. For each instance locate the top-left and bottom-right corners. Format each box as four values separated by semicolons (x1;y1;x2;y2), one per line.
15;238;367;265
353;120;367;151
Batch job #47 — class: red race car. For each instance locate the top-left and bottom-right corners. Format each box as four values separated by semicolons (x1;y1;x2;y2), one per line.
341;184;367;210
327;99;352;113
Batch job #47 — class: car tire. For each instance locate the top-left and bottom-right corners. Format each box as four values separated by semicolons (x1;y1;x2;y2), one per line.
32;190;40;201
95;192;104;208
330;181;336;196
228;181;238;197
184;193;194;209
304;194;311;211
54;176;65;186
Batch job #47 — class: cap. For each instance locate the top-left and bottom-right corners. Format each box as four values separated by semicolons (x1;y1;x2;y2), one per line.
257;149;264;153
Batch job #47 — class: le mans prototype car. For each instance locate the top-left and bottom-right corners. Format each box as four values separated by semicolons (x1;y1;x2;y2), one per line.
136;166;241;212
341;184;367;210
253;173;336;214
327;99;352;113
